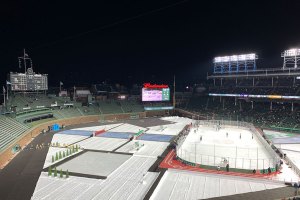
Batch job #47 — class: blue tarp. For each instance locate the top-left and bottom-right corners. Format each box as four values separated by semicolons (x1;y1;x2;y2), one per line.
138;134;173;142
57;130;93;137
52;123;60;131
97;132;135;139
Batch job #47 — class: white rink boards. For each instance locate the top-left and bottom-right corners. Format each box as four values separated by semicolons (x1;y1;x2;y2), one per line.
178;125;276;169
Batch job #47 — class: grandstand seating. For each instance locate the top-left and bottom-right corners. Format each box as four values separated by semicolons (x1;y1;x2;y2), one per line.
186;74;299;131
52;108;83;119
0;93;143;152
97;100;123;114
120;100;144;113
180;94;300;131
0;116;29;151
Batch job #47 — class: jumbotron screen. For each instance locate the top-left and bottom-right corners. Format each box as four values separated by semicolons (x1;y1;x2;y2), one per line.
142;83;170;101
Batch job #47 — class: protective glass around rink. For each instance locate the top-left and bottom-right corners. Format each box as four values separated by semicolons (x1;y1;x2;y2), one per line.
176;120;280;171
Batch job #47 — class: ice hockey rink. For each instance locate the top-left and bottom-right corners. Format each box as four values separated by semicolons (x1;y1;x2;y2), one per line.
177;124;277;170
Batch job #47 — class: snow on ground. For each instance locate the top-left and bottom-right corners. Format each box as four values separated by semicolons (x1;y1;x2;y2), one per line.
116;140;169;157
33;156;158;200
178;125;275;169
76;137;128;151
145;123;188;135
72;123;123;131
109;123;146;133
51;134;88;146
150;169;286;200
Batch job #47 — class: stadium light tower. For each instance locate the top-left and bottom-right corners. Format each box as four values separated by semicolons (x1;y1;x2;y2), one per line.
213;53;258;74
281;48;300;69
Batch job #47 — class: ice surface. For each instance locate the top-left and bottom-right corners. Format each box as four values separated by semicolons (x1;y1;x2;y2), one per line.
178;125;275;169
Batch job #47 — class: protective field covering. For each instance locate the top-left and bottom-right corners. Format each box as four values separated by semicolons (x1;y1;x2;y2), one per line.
57;151;131;177
109;123;146;133
33;156;158;200
77;137;128;151
116;140;170;157
145;123;188;136
51;134;88;145
138;134;173;142
96;132;134;139
150;170;285;200
72;123;123;131
58;129;93;137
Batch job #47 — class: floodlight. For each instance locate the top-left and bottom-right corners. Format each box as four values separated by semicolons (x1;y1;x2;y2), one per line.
282;49;300;57
230;55;238;61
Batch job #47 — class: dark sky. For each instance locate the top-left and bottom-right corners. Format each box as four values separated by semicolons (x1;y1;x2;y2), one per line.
1;0;300;88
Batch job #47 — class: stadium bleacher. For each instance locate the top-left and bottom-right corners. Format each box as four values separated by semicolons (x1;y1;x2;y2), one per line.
97;100;123;114
181;74;300;131
0;116;29;151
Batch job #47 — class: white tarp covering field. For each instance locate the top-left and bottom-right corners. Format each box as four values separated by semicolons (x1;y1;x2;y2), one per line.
108;123;146;133
43;147;82;169
32;155;158;200
145;123;188;135
72;123;123;131
150;170;286;200
51;134;88;146
116;140;169;157
161;116;193;124
76;137;128;151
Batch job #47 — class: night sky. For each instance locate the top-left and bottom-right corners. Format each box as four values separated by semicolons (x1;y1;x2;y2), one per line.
1;0;300;88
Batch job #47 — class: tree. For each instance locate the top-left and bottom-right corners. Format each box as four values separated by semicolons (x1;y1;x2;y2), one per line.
66;150;69;156
59;151;62;159
60;169;63;178
54;167;57;177
55;152;58;161
66;170;69;178
48;166;52;176
63;151;65;158
52;155;55;163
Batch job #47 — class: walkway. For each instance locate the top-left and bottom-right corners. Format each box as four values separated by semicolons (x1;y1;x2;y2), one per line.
0;132;54;200
160;150;279;179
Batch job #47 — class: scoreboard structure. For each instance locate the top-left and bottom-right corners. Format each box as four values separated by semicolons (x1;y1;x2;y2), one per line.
9;71;48;91
142;83;170;102
9;50;48;92
142;83;173;110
